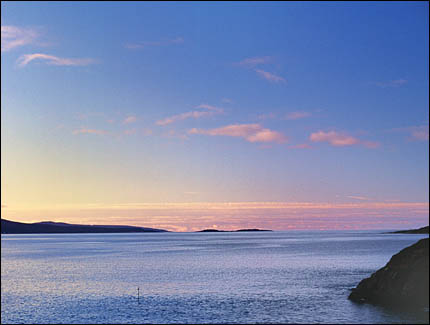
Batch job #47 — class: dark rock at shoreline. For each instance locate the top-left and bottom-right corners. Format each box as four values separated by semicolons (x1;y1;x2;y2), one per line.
1;219;167;234
388;226;429;234
348;238;429;309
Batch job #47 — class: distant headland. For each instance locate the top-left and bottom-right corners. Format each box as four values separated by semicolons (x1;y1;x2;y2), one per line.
387;225;429;234
1;219;167;234
197;228;272;232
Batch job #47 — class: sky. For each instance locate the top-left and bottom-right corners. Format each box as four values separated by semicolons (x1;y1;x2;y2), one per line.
1;2;429;231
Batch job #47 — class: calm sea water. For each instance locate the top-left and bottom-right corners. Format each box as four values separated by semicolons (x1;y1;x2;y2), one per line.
1;230;428;324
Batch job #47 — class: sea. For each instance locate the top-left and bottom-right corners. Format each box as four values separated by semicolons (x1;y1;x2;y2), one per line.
1;230;429;324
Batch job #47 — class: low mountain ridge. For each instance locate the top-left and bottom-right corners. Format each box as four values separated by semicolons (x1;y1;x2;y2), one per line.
1;219;167;234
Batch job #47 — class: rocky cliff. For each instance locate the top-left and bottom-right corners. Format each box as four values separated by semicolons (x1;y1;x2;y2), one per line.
349;238;429;309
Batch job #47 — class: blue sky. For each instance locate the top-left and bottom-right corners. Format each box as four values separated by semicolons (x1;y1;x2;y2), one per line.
1;2;428;230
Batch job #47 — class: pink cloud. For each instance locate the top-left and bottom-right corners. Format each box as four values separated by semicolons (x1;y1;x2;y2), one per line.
156;104;223;126
310;131;359;146
310;130;380;148
285;111;311;120
188;123;287;144
17;53;96;67
72;128;108;135
255;69;286;83
1;25;39;52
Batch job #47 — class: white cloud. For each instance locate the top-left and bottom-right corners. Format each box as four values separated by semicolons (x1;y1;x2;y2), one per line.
123;116;137;124
373;79;408;88
17;53;96;67
238;56;272;66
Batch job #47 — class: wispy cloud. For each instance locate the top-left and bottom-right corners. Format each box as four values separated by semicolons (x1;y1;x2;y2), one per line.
361;141;381;149
310;130;380;148
257;112;277;120
188;123;288;144
255;69;286;83
290;143;312;149
125;37;184;49
285;111;311;120
1;25;39;52
389;125;429;141
184;191;199;195
238;56;272;66
410;125;429;141
123;116;137;124
236;56;286;84
163;129;189;140
123;128;137;135
143;128;153;136
372;79;408;88
346;195;371;201
156;104;223;126
17;53;96;67
221;98;233;104
72;128;108;135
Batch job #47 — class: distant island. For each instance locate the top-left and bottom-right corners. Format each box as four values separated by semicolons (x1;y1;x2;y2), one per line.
387;225;429;234
1;219;167;234
197;228;272;232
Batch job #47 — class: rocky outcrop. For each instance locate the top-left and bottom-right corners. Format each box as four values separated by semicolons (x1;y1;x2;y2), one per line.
349;238;429;309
